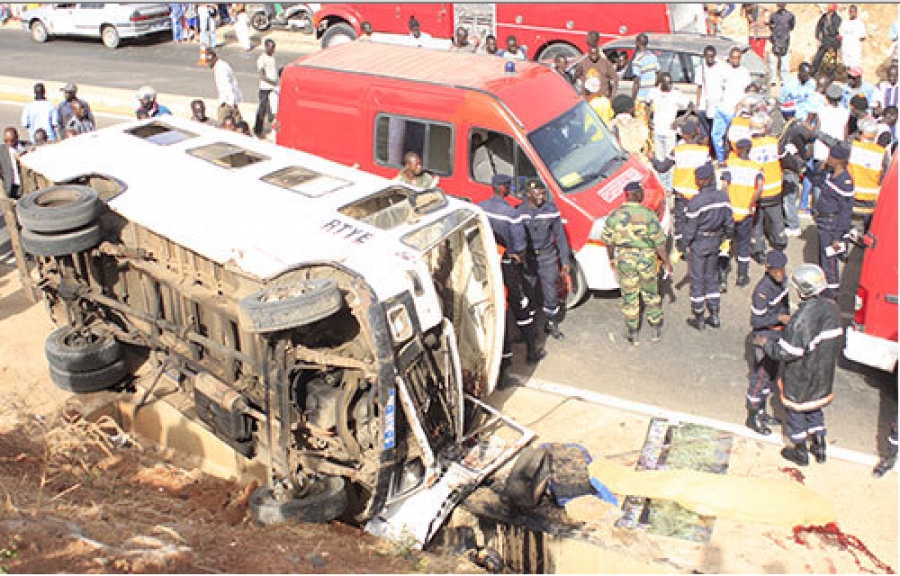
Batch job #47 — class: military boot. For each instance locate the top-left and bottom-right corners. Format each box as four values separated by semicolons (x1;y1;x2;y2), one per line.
705;311;721;328
546;319;564;340
873;454;897;478
626;325;639;346
809;433;827;464
780;442;809;466
649;321;663;343
745;407;772;435
526;337;546;364
686;311;706;331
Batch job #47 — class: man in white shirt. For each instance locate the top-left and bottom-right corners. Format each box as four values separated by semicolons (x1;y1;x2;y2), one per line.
809;84;849;209
711;47;753;162
839;5;867;71
207;49;243;124
254;39;278;138
648;72;690;192
695;45;724;140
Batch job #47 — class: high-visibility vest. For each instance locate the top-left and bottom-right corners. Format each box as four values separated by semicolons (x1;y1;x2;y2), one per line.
671;144;710;199
848;140;886;203
749;136;782;199
728;116;752;149
726;157;762;222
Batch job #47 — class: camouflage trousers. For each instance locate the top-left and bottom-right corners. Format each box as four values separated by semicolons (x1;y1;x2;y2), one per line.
615;248;662;330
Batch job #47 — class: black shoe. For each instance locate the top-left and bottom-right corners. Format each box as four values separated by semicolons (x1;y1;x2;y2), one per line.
649;322;662;343
752;252;765;264
760;411;780;426
745;410;772;435
546;320;565;340
781;443;809;466
705;312;721;328
809;434;827;464
526;340;546;364
626;326;639;346
873;454;897;478
686;312;706;331
736;274;750;287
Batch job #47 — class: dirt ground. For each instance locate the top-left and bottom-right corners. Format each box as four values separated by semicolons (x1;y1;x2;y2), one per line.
0;262;477;574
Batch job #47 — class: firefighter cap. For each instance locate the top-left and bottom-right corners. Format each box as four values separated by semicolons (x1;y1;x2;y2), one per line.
526;179;547;191
829;142;850;160
695;163;715;180
735;138;752;150
766;250;788;269
491;174;512;187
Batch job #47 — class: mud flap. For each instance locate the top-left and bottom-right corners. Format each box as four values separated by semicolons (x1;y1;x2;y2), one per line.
365;395;534;548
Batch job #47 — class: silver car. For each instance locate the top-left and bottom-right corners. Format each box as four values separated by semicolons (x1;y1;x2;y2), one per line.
22;3;171;49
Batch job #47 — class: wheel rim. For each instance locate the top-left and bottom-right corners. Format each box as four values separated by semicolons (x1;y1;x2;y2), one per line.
102;27;117;47
32;22;47;41
328;34;353;47
35;189;81;208
62;330;101;350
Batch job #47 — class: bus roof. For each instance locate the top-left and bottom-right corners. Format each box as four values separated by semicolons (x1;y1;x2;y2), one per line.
18;116;475;286
290;42;581;131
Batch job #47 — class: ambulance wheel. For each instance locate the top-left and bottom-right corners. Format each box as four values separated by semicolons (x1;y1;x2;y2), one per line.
249;477;347;525
17;185;100;233
45;325;123;373
503;447;552;511
565;259;588;309
321;22;356;49
20;223;102;257
238;278;343;333
49;360;127;394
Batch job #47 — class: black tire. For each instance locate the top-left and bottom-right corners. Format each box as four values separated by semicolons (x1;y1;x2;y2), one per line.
238;278;343;333
20;223;102;257
565;258;588;309
250;477;348;525
49;359;127;393
101;25;120;49
321;22;357;49
250;11;270;31
503;447;552;511
17;185;100;233
537;42;581;62
45;325;122;373
31;20;48;43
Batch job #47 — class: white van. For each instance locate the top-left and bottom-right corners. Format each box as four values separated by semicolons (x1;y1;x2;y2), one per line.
6;117;528;545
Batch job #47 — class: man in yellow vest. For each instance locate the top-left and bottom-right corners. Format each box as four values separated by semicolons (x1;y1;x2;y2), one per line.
720;139;764;288
848;118;888;232
748;113;787;263
650;118;711;259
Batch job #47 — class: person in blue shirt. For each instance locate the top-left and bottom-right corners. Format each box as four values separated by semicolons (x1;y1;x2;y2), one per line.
778;62;816;121
20;83;59;142
842;67;876;111
630;33;659;103
135;86;172;119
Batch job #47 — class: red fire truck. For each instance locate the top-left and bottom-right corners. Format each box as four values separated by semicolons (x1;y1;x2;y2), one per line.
313;3;706;58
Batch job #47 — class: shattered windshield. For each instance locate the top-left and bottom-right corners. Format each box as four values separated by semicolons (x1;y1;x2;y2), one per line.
527;101;629;194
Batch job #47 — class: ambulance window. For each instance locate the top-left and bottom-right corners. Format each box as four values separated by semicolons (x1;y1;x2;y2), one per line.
187;142;268;169
374;114;453;176
126;122;196;146
468;129;539;196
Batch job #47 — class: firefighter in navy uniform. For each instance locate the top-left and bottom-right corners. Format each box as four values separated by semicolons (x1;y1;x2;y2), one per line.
721;138;763;288
755;263;842;466
683;163;734;330
813;142;854;300
517;179;571;340
478;174;545;372
746;250;791;435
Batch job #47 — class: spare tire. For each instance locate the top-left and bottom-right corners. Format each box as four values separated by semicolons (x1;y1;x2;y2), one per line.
238;278;343;333
20;223;102;257
503;447;552;511
17;185;100;233
49;359;127;393
45;325;122;373
250;477;348;525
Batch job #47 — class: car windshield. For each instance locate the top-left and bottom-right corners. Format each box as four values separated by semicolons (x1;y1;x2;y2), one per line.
527;101;628;194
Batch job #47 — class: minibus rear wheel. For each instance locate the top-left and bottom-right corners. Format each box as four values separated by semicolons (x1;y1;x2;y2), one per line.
20;223;102;257
45;325;123;373
49;359;127;394
17;185;100;234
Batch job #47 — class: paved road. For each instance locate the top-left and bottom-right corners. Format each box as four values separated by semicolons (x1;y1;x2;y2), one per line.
0;28;894;456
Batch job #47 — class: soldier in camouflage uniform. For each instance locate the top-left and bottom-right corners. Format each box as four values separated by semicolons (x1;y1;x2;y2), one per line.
600;181;673;345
